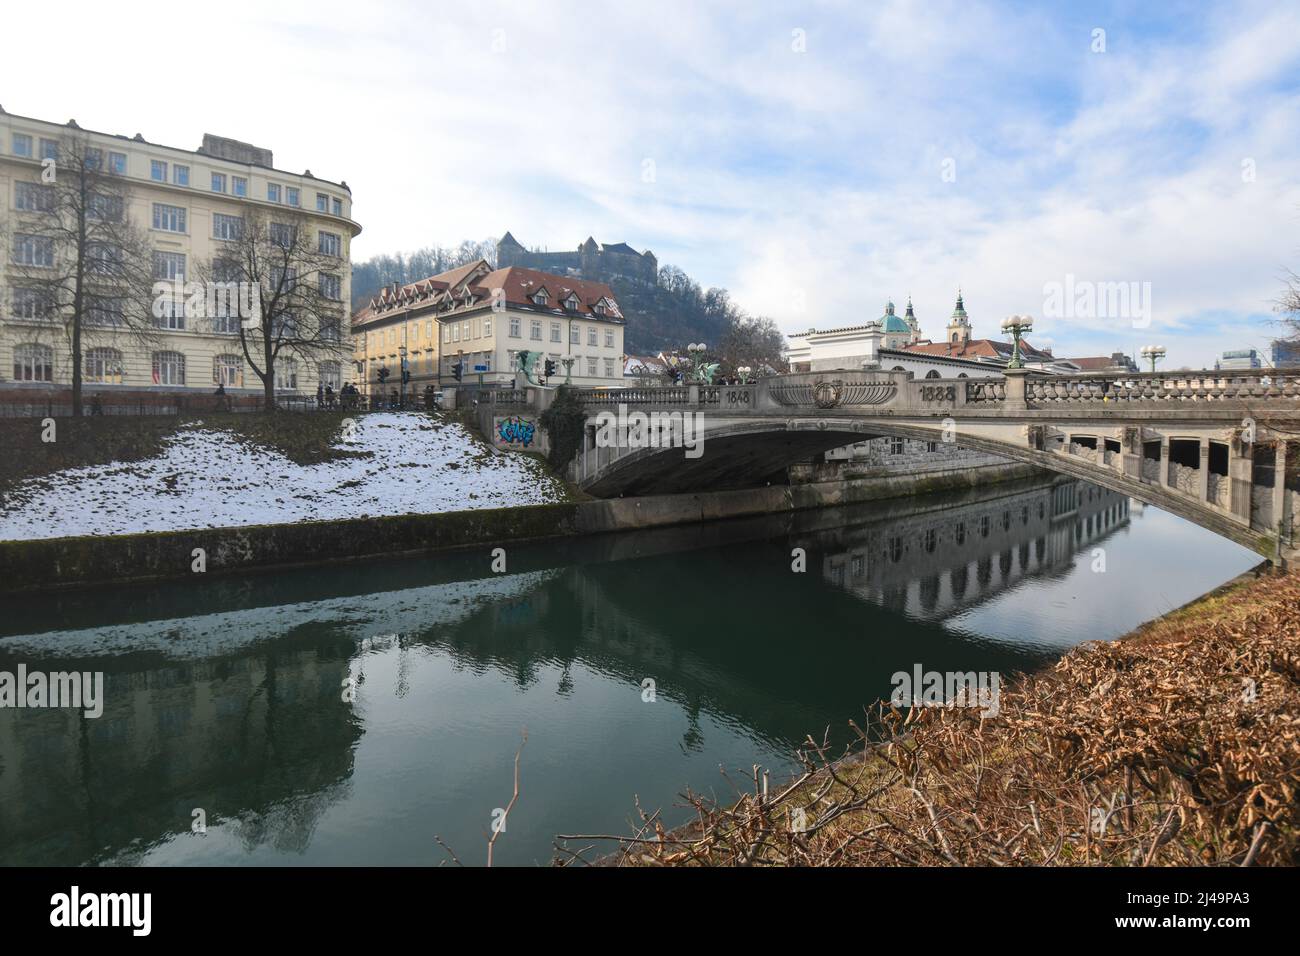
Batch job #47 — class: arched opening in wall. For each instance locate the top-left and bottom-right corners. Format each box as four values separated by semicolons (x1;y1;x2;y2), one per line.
1207;440;1230;504
957;373;968;378
1104;438;1122;457
1141;439;1162;481
1169;438;1201;494
1251;442;1279;528
924;370;941;379
1071;435;1098;450
891;366;906;372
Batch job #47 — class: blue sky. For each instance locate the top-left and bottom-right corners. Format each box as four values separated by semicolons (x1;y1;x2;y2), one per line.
5;0;1299;367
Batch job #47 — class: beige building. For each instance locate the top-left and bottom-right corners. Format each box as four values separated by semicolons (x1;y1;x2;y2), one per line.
353;260;627;396
0;108;361;402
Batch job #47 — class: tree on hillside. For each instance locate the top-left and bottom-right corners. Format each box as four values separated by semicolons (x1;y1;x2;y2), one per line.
201;210;348;410
720;315;788;375
3;129;157;415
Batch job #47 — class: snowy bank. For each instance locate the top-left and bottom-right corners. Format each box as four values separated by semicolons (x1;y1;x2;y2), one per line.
0;413;565;541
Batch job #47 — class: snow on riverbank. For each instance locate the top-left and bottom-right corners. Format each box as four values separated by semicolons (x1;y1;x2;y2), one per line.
0;413;564;541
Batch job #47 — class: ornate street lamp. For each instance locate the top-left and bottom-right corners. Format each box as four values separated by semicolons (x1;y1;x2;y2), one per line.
1140;344;1166;373
1000;315;1034;369
737;365;752;384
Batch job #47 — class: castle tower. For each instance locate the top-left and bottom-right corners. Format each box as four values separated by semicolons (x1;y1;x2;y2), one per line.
946;290;971;348
498;231;524;268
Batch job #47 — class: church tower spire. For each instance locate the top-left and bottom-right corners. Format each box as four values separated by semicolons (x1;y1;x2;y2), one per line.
904;296;921;343
946;289;971;348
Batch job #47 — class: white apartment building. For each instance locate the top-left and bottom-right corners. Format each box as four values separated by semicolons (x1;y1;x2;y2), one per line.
0;108;361;401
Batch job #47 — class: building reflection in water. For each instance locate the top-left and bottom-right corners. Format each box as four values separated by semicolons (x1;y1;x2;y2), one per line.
0;476;1141;865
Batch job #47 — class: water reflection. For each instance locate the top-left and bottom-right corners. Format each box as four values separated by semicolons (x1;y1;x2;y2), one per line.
0;476;1257;866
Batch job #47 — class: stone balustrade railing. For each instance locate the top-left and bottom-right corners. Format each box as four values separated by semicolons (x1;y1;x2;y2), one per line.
966;380;1006;403
1024;370;1300;404
575;386;692;406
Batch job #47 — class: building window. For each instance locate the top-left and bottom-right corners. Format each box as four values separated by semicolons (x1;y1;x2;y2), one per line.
461;320;470;341
152;203;187;233
318;231;341;256
267;183;281;203
232;176;247;197
12;286;54;320
83;148;103;170
211;172;227;193
13;343;54;382
152;351;186;386
508;317;521;338
286;186;300;207
452;323;460;343
604;358;616;378
443;325;451;343
15;182;55;212
319;273;341;300
212;213;244;241
86;295;125;327
425;320;433;340
889;437;905;455
588;327;597;346
927;441;938;453
586;357;598;377
152;251;187;281
550;322;561;343
150;160;167;182
533;290;548;306
270;222;296;248
10;133;35;158
604;329;614;348
318;360;341;390
316;192;328;212
85;347;124;384
88;194;123;222
483;317;492;337
564;294;580;310
593;302;607;316
570;324;580;344
173;164;190;186
530;319;542;341
275;360;298;391
13;234;54;267
109;151;127;174
332;197;342;216
213;354;243;387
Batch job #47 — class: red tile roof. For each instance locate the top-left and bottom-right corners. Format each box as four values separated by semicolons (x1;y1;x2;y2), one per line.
902;338;1052;361
356;260;621;327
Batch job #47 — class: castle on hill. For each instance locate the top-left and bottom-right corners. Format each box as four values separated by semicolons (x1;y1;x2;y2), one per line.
496;232;658;286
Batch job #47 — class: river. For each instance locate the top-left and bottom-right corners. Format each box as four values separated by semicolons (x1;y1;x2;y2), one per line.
0;475;1260;866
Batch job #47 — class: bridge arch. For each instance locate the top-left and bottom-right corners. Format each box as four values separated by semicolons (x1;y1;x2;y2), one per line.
575;417;1273;557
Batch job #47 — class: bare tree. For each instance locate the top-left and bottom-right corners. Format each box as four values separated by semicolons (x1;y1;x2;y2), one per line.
4;129;157;415
202;209;348;410
1276;269;1300;353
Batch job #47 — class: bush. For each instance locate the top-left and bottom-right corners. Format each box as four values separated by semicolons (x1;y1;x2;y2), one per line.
538;386;587;472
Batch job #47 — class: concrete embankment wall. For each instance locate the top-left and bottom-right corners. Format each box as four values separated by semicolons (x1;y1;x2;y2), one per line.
0;461;1041;593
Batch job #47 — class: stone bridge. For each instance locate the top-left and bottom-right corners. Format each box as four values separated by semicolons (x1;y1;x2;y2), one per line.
473;368;1300;564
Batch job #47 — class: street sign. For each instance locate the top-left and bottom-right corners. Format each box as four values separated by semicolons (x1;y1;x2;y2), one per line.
474;365;487;372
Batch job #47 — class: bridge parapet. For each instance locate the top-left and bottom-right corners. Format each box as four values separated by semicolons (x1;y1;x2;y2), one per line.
1023;368;1300;405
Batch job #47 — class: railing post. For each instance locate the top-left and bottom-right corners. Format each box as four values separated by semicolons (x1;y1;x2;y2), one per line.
1228;433;1253;523
1003;368;1030;410
1160;437;1173;489
1274;440;1289;553
688;384;699;405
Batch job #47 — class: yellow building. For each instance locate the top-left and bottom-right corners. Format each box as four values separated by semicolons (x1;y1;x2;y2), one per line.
0;108;362;402
353;260;627;398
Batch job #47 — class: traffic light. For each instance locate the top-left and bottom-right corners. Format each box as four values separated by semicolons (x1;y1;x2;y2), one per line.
452;362;463;382
544;359;557;380
401;368;410;384
377;365;390;384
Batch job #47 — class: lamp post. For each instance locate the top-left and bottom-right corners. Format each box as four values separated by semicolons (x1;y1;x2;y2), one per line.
687;343;707;382
737;365;752;384
1000;315;1034;369
1140;344;1166;373
398;345;408;408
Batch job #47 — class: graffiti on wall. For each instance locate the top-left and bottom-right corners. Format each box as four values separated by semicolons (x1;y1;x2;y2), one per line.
496;416;537;448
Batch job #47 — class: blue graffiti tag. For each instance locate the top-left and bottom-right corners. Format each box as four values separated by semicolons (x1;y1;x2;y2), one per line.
497;416;536;447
